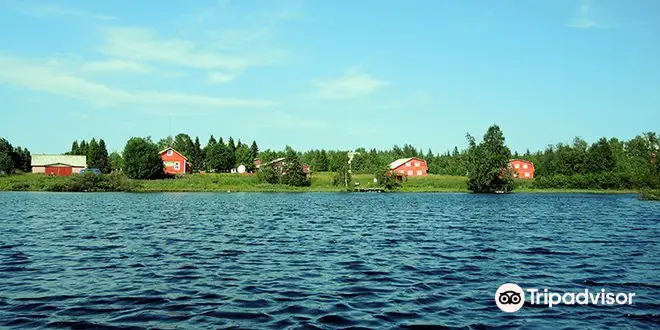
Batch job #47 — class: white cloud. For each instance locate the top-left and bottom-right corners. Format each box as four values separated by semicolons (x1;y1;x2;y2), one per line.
313;69;390;100
567;18;601;29
208;72;238;83
98;27;289;71
16;4;116;21
81;59;150;73
0;56;276;110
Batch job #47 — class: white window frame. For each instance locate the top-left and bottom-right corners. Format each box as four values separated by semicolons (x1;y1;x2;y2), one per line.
417;170;422;176
174;162;180;170
523;164;528;169
167;149;173;156
514;164;520;169
406;162;411;167
407;170;413;176
415;162;420;167
524;172;530;177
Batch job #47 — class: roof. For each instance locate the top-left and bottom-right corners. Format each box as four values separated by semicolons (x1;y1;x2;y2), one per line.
267;157;287;165
31;154;87;167
159;147;188;160
509;159;534;164
389;157;426;169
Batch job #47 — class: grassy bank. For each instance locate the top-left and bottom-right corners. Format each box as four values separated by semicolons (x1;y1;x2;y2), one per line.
0;172;644;194
639;189;660;201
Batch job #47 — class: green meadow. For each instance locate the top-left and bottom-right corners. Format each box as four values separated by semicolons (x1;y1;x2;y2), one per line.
0;172;641;194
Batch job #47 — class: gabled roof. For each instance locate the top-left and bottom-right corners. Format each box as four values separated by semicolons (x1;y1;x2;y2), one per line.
31;154;87;167
389;157;426;169
159;146;189;160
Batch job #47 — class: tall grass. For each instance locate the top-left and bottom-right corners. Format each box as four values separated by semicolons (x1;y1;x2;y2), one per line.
0;172;641;193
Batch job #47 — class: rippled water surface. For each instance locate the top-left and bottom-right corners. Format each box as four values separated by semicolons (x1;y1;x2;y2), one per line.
1;192;659;329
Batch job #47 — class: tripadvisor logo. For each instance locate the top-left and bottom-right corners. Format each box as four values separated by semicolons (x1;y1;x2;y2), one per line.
495;283;525;312
495;283;636;312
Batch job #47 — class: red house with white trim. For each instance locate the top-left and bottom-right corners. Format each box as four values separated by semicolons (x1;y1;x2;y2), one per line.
389;157;428;176
508;159;534;179
159;147;191;175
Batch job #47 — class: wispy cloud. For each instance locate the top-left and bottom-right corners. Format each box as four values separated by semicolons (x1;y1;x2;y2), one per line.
207;71;238;84
81;59;150;73
313;68;390;100
16;4;116;21
567;0;603;29
0;56;276;110
98;27;290;72
567;18;601;29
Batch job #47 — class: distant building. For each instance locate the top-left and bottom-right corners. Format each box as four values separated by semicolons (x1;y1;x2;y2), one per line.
263;157;311;176
508;159;534;179
159;147;191;175
31;154;87;176
389;157;428;177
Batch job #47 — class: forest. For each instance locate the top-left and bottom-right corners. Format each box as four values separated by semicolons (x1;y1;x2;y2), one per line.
0;128;658;192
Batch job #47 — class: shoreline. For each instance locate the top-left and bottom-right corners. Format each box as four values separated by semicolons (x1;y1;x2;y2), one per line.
0;173;647;195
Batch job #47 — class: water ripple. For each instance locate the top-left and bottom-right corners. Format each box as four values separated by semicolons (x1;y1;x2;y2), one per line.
0;192;659;329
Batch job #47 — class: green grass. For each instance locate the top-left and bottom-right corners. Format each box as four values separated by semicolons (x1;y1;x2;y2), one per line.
0;172;644;194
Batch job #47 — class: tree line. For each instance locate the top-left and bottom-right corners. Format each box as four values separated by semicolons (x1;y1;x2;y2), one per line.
1;128;658;192
0;138;31;175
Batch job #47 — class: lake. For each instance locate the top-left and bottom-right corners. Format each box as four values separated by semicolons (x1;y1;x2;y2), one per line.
0;192;659;329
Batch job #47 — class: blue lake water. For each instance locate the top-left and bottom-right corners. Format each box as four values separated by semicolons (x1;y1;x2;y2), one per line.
0;192;659;329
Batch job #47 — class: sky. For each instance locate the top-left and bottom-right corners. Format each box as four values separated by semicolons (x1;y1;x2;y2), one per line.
1;0;659;154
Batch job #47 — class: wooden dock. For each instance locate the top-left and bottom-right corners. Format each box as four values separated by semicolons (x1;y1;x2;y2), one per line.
354;187;385;192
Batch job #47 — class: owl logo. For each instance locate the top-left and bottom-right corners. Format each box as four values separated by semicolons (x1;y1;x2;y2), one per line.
495;283;525;312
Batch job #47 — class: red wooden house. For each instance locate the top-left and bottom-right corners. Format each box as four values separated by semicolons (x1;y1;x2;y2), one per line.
508;159;534;179
159;147;191;175
389;157;428;177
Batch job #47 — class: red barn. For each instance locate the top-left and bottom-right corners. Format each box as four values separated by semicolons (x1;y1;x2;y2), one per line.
508;159;534;179
389;157;428;176
31;155;87;176
159;147;191;175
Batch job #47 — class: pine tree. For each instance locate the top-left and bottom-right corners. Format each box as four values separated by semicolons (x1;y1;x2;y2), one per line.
71;141;79;155
250;141;259;160
87;138;99;168
192;136;204;172
79;140;88;156
98;139;110;173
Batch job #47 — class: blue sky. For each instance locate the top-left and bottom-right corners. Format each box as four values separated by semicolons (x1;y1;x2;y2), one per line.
1;0;659;154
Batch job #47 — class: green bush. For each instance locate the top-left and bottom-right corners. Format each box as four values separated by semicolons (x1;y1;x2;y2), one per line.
257;165;279;184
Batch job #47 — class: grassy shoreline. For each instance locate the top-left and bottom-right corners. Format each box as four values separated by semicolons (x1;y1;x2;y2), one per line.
0;173;643;194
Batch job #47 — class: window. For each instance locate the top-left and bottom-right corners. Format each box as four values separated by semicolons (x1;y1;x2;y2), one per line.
523;164;528;169
407;170;413;176
167;149;173;156
524;172;530;177
406;162;411;167
399;170;404;174
514;164;520;169
174;162;180;170
417;170;422;176
415;162;420;167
